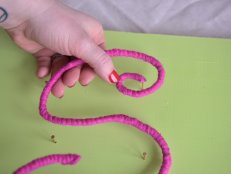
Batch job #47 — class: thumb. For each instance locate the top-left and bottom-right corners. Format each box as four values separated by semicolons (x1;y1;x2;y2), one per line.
75;38;120;84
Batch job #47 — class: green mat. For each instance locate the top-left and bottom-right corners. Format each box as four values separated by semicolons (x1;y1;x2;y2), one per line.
0;29;231;174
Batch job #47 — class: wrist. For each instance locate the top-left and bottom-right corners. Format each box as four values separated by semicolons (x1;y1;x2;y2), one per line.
0;0;56;29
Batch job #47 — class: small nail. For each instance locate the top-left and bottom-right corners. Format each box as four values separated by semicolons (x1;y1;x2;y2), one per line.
109;70;120;83
51;135;57;143
142;152;147;160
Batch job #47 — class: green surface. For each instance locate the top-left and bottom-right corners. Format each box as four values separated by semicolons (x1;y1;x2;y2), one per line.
0;29;231;174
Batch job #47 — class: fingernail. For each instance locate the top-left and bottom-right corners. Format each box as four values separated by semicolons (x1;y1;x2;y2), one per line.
58;95;64;99
69;83;76;88
38;67;48;78
81;84;88;87
109;70;120;83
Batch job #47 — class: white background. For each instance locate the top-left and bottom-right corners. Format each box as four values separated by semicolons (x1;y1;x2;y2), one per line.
62;0;231;38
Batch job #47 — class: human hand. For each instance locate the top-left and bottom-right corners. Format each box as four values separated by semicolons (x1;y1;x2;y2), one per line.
0;0;119;98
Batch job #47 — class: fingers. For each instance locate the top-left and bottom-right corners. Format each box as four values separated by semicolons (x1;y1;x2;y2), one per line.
35;48;55;78
35;49;66;98
79;64;96;86
50;56;83;97
35;50;97;98
75;38;119;83
51;56;69;98
75;8;114;84
62;63;82;87
36;56;52;78
51;78;65;98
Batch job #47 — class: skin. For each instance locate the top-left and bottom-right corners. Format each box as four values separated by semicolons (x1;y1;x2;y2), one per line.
0;0;116;98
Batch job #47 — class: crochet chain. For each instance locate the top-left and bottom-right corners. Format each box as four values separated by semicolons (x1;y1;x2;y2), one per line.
13;49;172;174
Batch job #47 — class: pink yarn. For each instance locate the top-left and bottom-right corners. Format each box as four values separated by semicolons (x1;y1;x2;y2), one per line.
13;49;172;174
13;154;80;174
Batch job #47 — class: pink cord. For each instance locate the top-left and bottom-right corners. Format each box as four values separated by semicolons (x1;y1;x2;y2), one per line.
13;154;80;174
13;49;172;174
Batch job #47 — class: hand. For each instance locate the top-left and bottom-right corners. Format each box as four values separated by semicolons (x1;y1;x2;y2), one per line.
1;0;119;98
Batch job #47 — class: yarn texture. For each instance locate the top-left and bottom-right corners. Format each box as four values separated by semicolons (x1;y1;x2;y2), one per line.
13;49;172;174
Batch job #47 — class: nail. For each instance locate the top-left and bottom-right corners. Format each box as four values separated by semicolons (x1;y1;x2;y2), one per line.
81;84;88;87
58;95;64;99
142;152;147;160
69;83;76;88
51;135;57;143
109;70;120;83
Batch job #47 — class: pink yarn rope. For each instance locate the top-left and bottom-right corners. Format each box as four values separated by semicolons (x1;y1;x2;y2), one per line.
13;154;81;174
13;49;172;174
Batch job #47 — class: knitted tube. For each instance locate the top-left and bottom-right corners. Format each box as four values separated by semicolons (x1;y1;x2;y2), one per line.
13;154;81;174
13;49;172;174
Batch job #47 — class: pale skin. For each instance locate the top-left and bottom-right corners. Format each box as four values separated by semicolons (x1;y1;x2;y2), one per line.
0;0;118;98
